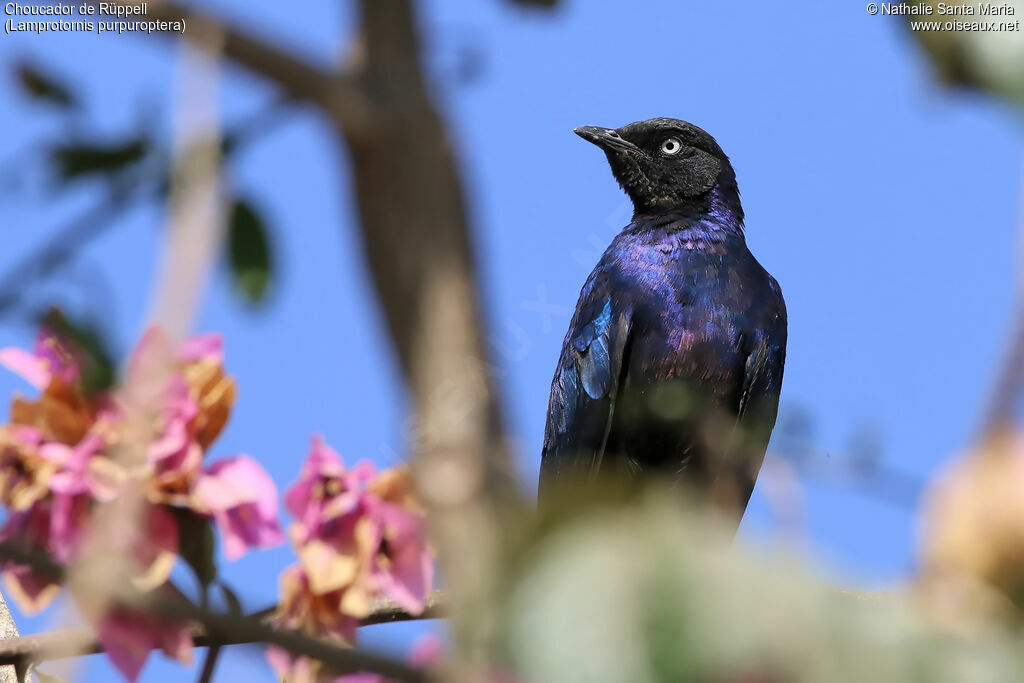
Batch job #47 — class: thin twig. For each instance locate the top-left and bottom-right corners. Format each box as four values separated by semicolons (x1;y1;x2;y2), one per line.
196;643;221;683
979;161;1024;437
0;177;147;317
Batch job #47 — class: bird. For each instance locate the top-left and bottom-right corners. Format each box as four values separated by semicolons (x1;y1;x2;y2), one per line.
539;118;787;527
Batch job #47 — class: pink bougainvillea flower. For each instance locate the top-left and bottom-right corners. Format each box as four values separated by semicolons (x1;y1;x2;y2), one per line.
33;328;81;386
97;605;193;682
144;376;203;506
268;564;361;683
131;503;182;591
73;500;181;593
0;326;101;450
45;492;91;565
116;326;235;506
194;455;283;560
285;436;376;545
175;333;223;364
0;327;78;390
0;322;255;683
366;465;421;515
0;425;51;512
0;347;50;391
2;560;60;615
345;499;433;617
280;439;434;630
38;431;123;564
341;465;432;617
179;345;235;453
41;430;119;501
0;502;61;614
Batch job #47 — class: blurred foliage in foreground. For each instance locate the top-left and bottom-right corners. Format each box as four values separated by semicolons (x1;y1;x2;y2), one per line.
494;18;1024;683
501;493;1024;683
906;0;1024;105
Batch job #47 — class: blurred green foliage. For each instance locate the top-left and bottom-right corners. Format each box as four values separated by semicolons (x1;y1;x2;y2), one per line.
501;495;1024;683
907;0;1024;105
226;199;274;306
49;137;150;185
13;60;77;111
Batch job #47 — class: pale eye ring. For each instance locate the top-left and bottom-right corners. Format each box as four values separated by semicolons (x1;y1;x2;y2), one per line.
660;138;682;155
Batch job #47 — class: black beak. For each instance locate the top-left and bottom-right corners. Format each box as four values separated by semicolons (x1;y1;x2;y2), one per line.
574;125;639;154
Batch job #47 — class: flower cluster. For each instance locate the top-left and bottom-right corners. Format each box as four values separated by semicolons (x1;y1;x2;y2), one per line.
269;437;434;682
0;326;283;680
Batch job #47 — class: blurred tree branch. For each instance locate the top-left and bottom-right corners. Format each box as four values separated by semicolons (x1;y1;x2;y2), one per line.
58;0;524;672
0;595;26;683
0;543;440;680
0;177;143;319
0;94;293;320
0;592;444;670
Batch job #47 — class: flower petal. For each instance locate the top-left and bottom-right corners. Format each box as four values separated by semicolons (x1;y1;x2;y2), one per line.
0;348;50;390
195;455;283;559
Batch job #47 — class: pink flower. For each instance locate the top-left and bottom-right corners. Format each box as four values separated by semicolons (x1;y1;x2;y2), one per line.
97;605;193;682
0;328;79;391
145;376;203;505
267;565;361;683
285;436;376;545
280;440;434;623
0;502;61;613
194;455;283;560
37;431;122;564
118;326;236;505
0;425;51;512
33;328;81;385
0;347;50;391
41;430;119;501
354;500;433;615
175;333;223;364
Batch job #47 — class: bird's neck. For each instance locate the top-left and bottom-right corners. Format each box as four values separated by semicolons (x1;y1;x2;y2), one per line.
630;180;745;242
631;170;745;238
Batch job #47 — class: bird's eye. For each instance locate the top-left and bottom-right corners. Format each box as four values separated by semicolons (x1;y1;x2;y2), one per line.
660;138;682;155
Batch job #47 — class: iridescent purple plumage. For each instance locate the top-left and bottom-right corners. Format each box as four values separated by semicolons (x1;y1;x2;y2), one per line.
540;118;787;524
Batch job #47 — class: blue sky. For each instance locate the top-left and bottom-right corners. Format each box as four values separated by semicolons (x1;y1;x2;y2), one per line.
0;1;1022;680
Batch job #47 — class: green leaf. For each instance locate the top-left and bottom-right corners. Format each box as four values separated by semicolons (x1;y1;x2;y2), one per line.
13;61;76;110
172;508;218;590
227;199;274;305
50;138;148;183
38;308;115;395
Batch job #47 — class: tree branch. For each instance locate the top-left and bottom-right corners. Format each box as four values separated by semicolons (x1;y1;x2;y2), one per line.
0;595;443;672
0;594;26;683
81;1;371;131
195;642;221;683
38;1;521;671
0;95;294;321
0;544;442;679
0;177;145;318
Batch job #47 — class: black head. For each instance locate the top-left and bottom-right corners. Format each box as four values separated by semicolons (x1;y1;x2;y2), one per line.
575;117;738;217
